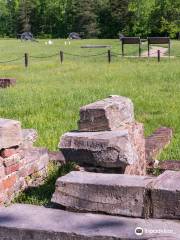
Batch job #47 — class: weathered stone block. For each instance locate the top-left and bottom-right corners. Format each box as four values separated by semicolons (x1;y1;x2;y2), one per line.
52;171;153;218
60;122;146;175
150;170;180;220
0;119;22;150
60;129;139;170
78;95;134;131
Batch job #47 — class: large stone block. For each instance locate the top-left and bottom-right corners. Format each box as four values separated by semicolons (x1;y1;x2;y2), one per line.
150;170;180;220
60;122;146;174
0;204;179;240
78;95;134;131
60;129;139;170
0;119;22;150
52;171;153;218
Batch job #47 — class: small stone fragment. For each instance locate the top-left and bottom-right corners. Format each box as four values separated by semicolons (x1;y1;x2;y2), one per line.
0;78;16;88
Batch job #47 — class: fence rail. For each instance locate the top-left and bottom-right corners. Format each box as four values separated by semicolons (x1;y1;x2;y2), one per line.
0;50;180;67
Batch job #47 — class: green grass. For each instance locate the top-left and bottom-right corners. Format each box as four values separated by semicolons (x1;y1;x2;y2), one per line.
0;38;180;205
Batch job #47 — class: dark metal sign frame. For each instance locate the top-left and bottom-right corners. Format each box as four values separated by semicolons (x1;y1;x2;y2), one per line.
121;37;141;57
147;37;171;57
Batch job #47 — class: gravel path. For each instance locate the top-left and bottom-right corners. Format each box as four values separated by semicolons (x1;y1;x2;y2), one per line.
142;46;168;57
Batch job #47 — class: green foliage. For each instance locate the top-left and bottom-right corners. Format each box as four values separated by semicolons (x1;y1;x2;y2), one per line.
0;0;179;38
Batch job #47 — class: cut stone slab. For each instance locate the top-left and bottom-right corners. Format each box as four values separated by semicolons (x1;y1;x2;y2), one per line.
0;78;16;88
150;171;180;220
0;204;179;240
145;127;173;166
52;171;153;218
78;95;134;131
0;119;22;150
60;130;139;169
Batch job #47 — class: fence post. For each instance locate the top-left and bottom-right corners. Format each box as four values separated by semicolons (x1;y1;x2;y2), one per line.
24;53;29;68
157;50;161;62
60;51;64;64
108;49;111;63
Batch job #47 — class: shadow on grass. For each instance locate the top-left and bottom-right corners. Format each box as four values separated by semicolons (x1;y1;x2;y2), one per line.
13;162;75;206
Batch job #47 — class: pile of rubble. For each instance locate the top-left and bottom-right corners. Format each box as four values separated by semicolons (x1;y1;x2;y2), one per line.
60;95;146;175
52;95;180;220
0;118;49;205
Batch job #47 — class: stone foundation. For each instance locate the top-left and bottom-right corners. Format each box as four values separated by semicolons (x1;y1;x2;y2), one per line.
0;118;49;205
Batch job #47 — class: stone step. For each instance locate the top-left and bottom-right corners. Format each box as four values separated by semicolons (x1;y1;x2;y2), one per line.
52;171;180;220
78;95;134;131
59;122;146;175
52;171;154;218
0;118;22;150
0;204;179;240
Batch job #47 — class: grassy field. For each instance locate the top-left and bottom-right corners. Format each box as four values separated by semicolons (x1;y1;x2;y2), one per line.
0;38;180;205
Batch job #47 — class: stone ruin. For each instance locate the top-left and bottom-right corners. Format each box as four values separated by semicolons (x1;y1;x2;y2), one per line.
60;95;146;175
0;78;16;88
0;118;49;205
0;95;179;240
52;95;180;220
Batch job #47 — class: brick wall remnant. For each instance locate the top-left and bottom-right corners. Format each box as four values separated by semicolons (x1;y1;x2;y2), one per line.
0;118;49;205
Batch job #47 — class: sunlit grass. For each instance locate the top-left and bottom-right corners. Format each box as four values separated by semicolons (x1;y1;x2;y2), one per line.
1;38;179;205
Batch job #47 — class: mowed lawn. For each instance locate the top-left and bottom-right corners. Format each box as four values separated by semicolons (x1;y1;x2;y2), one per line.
0;38;180;161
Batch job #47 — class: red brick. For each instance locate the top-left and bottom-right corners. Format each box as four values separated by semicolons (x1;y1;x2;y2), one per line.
0;148;17;158
3;153;22;167
4;163;20;175
3;175;16;190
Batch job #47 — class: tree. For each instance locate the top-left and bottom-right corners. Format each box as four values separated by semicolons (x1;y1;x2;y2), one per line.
149;0;180;37
128;0;155;37
71;0;99;38
18;0;36;32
